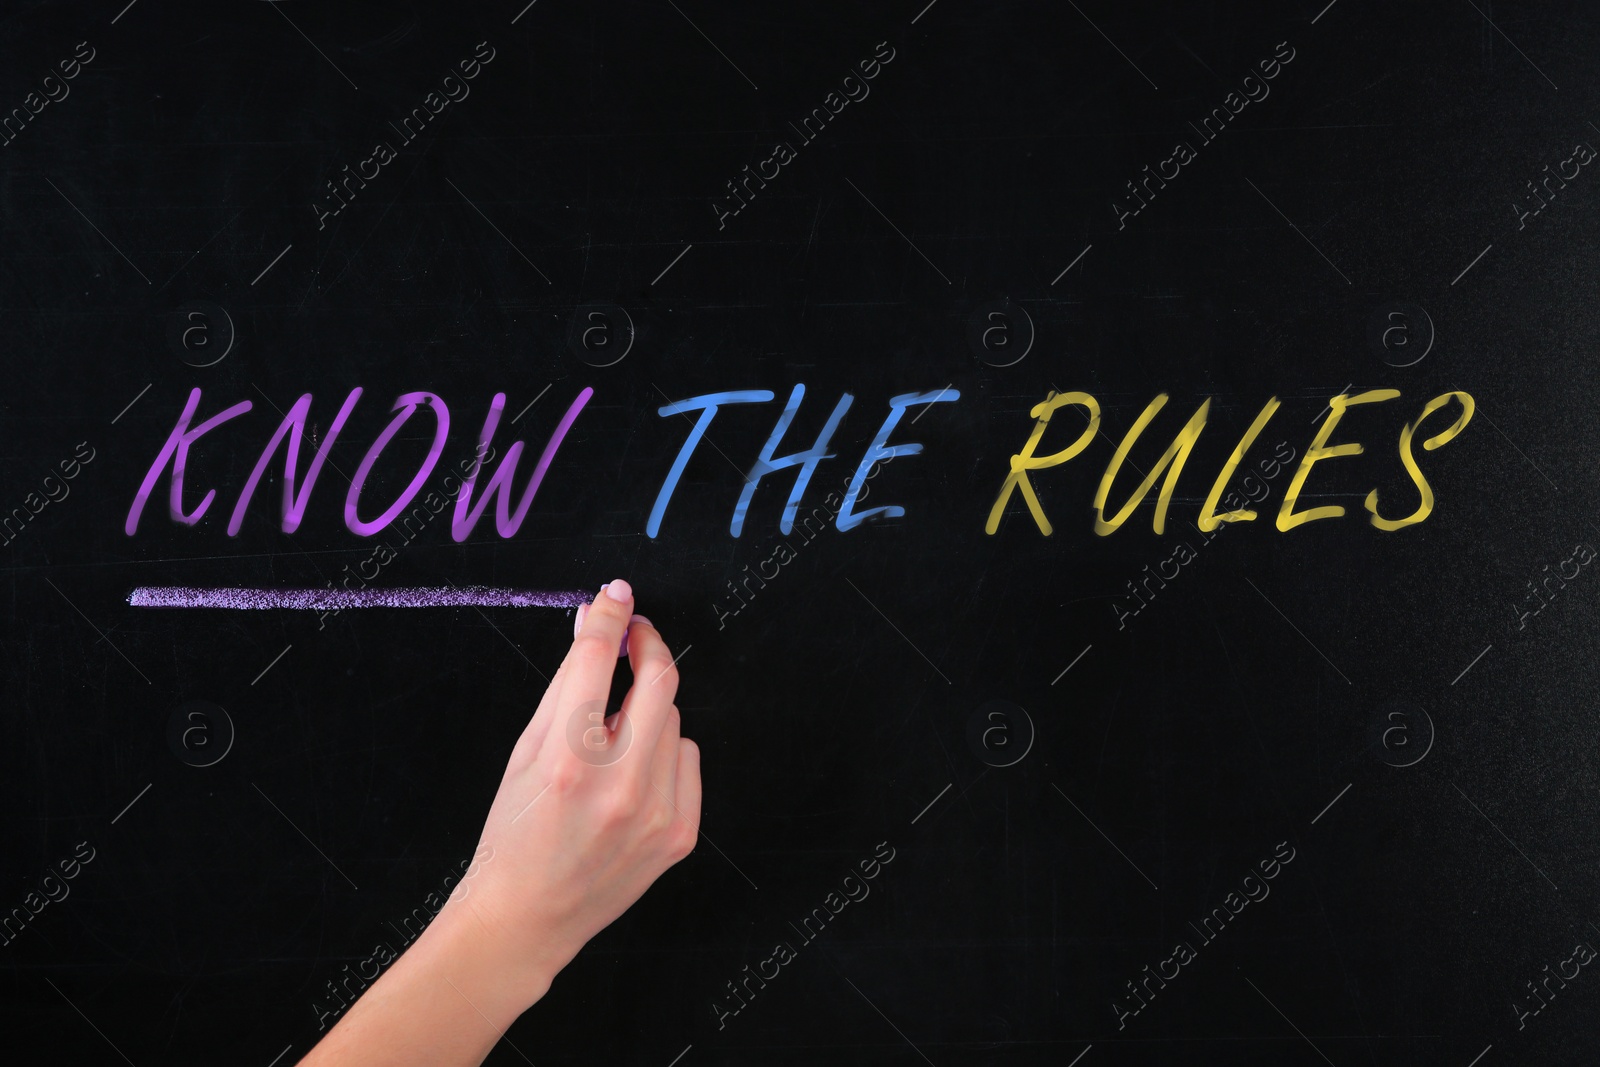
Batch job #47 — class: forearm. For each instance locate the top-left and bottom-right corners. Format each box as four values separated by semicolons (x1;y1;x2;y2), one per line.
298;582;699;1063
299;912;550;1067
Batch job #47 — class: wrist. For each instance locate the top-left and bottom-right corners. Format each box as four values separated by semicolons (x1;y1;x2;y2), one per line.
411;904;555;1026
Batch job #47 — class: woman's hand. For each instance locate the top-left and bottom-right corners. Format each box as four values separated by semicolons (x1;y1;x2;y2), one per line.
300;580;700;1066
443;577;701;1001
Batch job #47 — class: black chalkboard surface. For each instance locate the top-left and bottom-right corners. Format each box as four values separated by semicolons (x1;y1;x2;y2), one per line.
5;1;1599;1063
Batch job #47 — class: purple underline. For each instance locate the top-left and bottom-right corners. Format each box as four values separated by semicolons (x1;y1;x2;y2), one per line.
127;586;588;609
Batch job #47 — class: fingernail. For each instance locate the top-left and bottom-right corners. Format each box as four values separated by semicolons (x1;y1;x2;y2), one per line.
604;579;632;603
630;614;653;628
573;602;588;638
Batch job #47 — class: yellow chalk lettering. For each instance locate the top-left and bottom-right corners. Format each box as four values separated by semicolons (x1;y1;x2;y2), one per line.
1277;389;1400;531
984;391;1100;536
1364;390;1474;530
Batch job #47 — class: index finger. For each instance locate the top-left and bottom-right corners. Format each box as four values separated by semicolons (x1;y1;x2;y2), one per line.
541;579;636;759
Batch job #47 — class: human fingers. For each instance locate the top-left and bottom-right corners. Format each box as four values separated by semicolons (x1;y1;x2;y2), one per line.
506;619;583;769
507;592;614;767
615;614;681;759
542;580;634;761
670;738;702;852
646;702;682;803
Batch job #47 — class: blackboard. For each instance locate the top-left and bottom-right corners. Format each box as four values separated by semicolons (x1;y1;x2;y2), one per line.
5;1;1598;1063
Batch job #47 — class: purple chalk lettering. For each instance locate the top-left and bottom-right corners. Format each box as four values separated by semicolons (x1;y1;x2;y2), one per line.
345;392;450;536
452;387;594;542
125;388;253;535
229;388;364;536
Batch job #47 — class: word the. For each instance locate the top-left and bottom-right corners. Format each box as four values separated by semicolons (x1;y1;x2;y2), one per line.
1;41;95;148
1512;141;1596;230
713;40;896;230
317;444;499;630
1112;440;1295;629
1114;40;1295;230
1514;939;1596;1029
987;388;1475;538
312;845;494;1031
650;384;958;538
712;453;897;629
711;840;895;1029
2;441;95;547
314;41;497;229
0;841;96;946
1511;542;1596;632
1113;840;1295;1029
124;386;589;542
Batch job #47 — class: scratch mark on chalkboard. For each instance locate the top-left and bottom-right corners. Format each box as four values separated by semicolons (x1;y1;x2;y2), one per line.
267;2;359;91
44;177;151;284
1309;384;1351;424
1066;0;1157;90
510;383;553;423
1451;644;1493;685
910;384;954;423
1051;644;1092;685
1242;975;1336;1066
1066;1044;1093;1067
910;783;951;825
839;973;936;1066
1450;243;1493;286
251;643;293;685
46;577;150;683
44;978;136;1065
111;782;152;825
446;176;553;284
1241;576;1351;685
1309;783;1351;826
1243;177;1351;285
653;783;757;890
1451;782;1559;892
1050;244;1093;285
111;383;152;424
844;576;951;684
265;1043;293;1067
649;242;694;286
1051;783;1159;890
804;198;827;256
665;1044;693;1067
1464;0;1558;89
842;177;951;285
252;782;359;890
664;3;758;91
1465;399;1556;491
250;243;293;286
157;207;244;292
